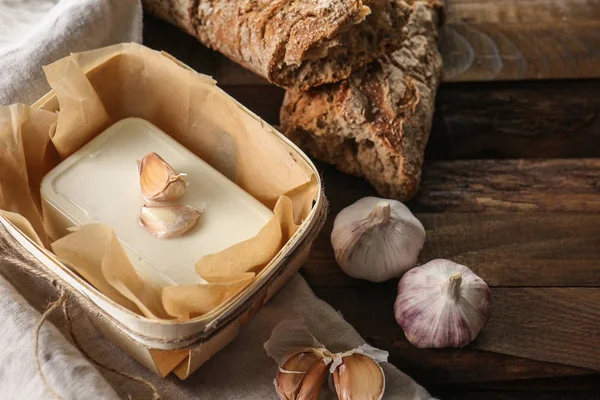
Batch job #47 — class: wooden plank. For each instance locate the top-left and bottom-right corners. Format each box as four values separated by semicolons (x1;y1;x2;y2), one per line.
302;281;598;383
219;82;600;159
431;390;600;400
310;161;600;287
441;0;600;81
307;162;600;371
439;375;600;391
307;213;600;287
413;159;600;213
304;275;600;373
319;158;600;215
379;336;598;385
472;288;600;370
143;0;600;85
420;213;600;287
427;80;600;160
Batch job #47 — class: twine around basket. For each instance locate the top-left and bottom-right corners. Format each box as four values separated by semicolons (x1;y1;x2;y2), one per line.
0;193;328;398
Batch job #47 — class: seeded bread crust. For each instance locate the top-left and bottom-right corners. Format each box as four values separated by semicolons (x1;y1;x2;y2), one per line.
280;1;443;200
142;0;413;90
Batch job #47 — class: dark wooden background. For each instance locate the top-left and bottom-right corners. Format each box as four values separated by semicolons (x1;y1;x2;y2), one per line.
144;0;600;398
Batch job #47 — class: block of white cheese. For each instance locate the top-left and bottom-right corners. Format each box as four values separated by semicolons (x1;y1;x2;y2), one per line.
41;118;273;288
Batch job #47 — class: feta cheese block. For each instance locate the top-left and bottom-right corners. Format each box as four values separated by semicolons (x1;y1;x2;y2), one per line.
41;118;273;288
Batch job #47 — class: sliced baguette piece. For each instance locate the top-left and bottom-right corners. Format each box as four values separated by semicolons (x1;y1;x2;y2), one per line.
143;0;413;90
280;1;443;200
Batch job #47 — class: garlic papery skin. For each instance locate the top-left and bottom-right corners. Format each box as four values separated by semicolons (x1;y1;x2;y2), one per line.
138;152;188;201
331;197;425;282
265;319;332;400
139;205;202;239
332;352;385;400
394;259;492;348
275;348;329;400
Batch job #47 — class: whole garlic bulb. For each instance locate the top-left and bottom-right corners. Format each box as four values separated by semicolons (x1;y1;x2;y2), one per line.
331;197;425;282
394;259;492;348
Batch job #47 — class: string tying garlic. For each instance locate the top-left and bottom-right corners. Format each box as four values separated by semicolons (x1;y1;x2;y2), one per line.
331;197;425;282
394;259;492;348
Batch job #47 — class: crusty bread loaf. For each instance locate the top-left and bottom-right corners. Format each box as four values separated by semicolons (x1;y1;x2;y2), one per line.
143;0;413;90
280;1;443;200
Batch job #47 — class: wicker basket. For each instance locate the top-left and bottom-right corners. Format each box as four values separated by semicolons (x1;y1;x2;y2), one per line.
0;46;327;379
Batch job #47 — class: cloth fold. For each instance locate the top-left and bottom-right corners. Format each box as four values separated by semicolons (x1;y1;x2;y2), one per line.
1;225;433;399
0;0;142;106
0;0;433;399
0;254;120;400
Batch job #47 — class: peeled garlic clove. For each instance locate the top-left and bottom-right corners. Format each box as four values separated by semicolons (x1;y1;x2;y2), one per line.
276;349;328;400
332;353;385;400
139;152;187;201
331;196;425;282
139;205;202;239
394;259;492;348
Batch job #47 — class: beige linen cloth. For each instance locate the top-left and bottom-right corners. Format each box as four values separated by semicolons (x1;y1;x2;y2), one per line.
0;1;434;399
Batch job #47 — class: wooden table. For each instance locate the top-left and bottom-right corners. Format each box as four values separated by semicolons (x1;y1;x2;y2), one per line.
144;1;600;397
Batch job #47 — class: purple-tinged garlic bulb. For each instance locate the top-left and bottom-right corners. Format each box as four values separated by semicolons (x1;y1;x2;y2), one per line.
394;259;491;348
331;197;425;282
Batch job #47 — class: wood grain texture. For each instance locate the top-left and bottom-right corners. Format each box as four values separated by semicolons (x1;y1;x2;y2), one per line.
143;0;600;85
307;212;600;287
447;375;600;390
433;391;600;400
318;158;600;215
305;211;600;368
472;288;600;370
218;80;600;158
419;213;600;287
303;280;598;384
427;80;600;160
440;0;600;81
305;162;600;372
413;159;600;213
311;160;600;288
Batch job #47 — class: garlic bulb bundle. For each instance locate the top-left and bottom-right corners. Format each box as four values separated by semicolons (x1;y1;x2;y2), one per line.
394;259;492;348
331;197;425;282
264;320;388;400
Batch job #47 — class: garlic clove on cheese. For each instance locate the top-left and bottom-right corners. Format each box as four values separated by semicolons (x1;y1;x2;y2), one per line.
138;152;187;201
139;204;202;239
